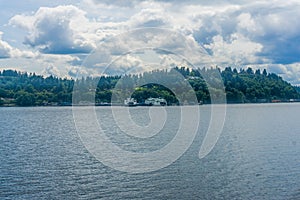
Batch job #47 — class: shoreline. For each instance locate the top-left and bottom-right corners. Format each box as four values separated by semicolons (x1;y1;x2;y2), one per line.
1;101;300;108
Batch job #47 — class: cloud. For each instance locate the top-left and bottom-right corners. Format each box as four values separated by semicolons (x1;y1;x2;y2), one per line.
0;32;12;58
42;65;61;77
267;63;300;85
31;52;77;63
204;33;264;65
187;1;300;64
129;8;172;28
90;0;245;7
159;54;192;69
0;31;37;59
9;5;96;54
24;53;82;78
84;28;212;75
106;54;145;75
66;65;111;78
236;1;300;64
67;66;90;78
90;0;138;7
3;0;300;84
7;0;300;65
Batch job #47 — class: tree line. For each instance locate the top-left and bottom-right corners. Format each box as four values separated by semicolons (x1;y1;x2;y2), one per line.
0;66;299;106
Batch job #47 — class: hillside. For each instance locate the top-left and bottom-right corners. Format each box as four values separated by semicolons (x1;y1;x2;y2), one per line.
0;67;299;106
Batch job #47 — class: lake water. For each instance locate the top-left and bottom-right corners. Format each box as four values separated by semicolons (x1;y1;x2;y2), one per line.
1;104;300;199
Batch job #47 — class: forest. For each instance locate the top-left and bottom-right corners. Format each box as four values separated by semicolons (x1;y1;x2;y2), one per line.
0;66;299;106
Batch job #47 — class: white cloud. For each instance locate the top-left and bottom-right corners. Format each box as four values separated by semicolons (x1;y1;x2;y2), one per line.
2;0;300;84
67;65;89;78
236;1;300;63
0;32;12;58
129;8;172;28
204;33;263;65
267;63;300;85
35;53;81;77
0;51;81;78
0;31;37;59
237;13;261;34
90;0;138;7
42;65;61;77
107;54;145;75
159;54;191;69
9;5;96;54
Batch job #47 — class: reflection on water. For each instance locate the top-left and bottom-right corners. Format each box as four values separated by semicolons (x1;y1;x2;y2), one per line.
0;104;299;199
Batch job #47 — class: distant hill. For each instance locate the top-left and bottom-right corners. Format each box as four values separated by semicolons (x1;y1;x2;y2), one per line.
0;67;299;106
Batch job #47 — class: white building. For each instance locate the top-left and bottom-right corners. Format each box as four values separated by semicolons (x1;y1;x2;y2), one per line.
145;97;167;106
124;98;137;106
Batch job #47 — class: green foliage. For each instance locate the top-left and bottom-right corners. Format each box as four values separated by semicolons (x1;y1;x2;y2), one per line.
132;84;179;104
15;91;36;106
0;67;299;106
221;67;300;103
294;86;300;94
0;69;74;106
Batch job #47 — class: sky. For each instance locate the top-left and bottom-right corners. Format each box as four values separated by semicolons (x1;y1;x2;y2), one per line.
0;0;300;84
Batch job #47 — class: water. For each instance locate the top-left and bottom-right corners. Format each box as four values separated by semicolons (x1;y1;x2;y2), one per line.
0;104;299;199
